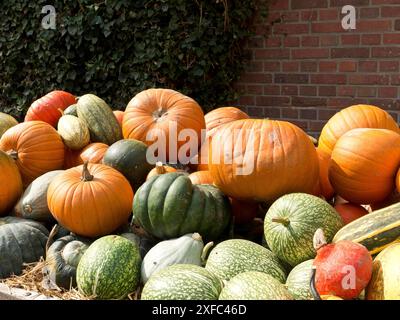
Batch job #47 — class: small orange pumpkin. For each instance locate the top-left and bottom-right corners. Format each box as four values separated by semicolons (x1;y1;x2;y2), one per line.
0;151;23;215
146;162;177;180
188;171;213;185
47;162;134;237
113;110;124;127
64;143;109;169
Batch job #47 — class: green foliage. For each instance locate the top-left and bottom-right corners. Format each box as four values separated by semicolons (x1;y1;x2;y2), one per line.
0;1;259;120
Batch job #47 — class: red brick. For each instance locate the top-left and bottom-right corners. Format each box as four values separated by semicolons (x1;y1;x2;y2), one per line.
396;20;400;30
264;62;281;72
319;9;339;20
292;97;327;107
245;61;264;72
357;87;377;97
372;0;400;4
247;85;264;95
383;34;400;44
327;98;365;108
240;73;272;83
372;47;400;57
311;74;347;84
361;34;381;45
356;20;392;32
270;0;289;10
359;61;378;72
268;12;283;24
349;74;390;85
392;75;400;85
264;85;281;95
254;25;270;36
309;121;325;131
338;86;356;97
300;109;317;119
302;36;320;47
248;37;265;48
320;35;339;46
319;86;337;96
341;34;360;45
264;107;281;118
301;10;318;21
282;61;299;72
290;120;309;131
291;0;328;9
331;0;369;5
319;61;337;72
238;96;255;105
284;36;300;47
275;74;309;83
281;107;299;119
256;96;290;106
389;112;399;122
265;37;282;47
339;61;357;72
318;109;339;120
360;7;380;18
369;99;400;110
255;49;290;60
292;48;329;59
281;85;299;95
281;12;300;22
311;22;344;33
301;61;318;72
331;48;370;58
380;61;399;72
379;87;398;98
381;6;400;17
274;24;309;35
300;86;318;96
247;106;264;117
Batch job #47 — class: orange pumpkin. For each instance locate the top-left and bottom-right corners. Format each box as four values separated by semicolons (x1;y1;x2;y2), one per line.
370;189;400;211
330;128;400;204
230;198;259;225
146;162;177;180
195;107;249;171
313;148;335;200
122;89;205;162
0;121;65;186
319;105;400;156
208;119;319;202
188;171;213;185
113;110;124;127
64;143;109;169
47;162;133;237
334;203;369;225
0;151;23;215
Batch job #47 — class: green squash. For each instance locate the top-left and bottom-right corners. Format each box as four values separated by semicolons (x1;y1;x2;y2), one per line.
133;172;231;241
76;235;141;299
0;112;18;139
219;271;293;300
120;232;156;259
77;94;122;145
285;259;314;300
63;104;78;117
141;264;223;300
264;193;344;267
205;239;287;283
0;217;49;278
102;139;153;190
45;235;91;289
141;233;204;284
14;170;64;222
57;115;90;150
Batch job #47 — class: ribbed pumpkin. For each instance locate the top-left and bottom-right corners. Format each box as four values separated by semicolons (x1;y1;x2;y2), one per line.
113;110;124;126
122;89;205;162
329;128;400;204
313;148;334;200
57;115;90;150
318;105;400;156
0;121;65;186
25;90;76;127
146;161;177;180
208;119;319;202
188;170;213;185
0;151;23;216
47;163;134;237
64;143;109;169
0;112;18;139
334;203;369;225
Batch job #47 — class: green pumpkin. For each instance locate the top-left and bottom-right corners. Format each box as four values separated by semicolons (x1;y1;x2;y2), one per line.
133;172;231;241
219;271;293;300
14;170;64;222
264;193;344;267
141;264;223;300
205;239;287;283
102;139;153;190
45;235;91;289
0;217;48;278
0;112;18;139
76;235;141;299
77;94;122;145
63;104;78;117
285;259;314;300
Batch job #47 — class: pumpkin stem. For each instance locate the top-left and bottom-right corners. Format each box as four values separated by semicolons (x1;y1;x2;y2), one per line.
155;161;166;174
310;267;321;300
308;135;318;146
313;228;327;251
272;217;290;227
58;108;64;116
192;233;203;242
81;161;94;182
201;241;214;265
7;150;18;160
24;205;32;214
45;224;60;258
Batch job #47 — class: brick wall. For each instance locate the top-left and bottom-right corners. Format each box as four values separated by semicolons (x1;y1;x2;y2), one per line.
236;0;400;136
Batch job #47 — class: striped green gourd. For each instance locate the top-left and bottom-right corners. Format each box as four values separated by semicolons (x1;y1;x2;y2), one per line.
285;259;314;300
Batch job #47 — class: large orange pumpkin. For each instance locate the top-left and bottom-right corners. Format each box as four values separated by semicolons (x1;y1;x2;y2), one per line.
122;89;205;162
318;105;400;156
0;151;23;215
330;128;400;204
64;143;109;169
208;119;319;202
0;121;65;186
188;171;214;185
47;163;133;237
25;90;76;127
313;148;335;200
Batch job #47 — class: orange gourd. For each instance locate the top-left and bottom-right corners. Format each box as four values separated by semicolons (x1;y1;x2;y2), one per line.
208;119;319;202
318;105;400;156
0;151;23;215
0;121;65;186
146;162;177;180
188;171;213;185
47;163;133;237
329;128;400;204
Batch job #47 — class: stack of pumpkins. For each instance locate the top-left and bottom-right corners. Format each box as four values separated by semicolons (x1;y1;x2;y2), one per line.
0;88;400;300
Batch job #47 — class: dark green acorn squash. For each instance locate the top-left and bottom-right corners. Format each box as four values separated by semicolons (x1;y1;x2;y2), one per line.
133;172;231;241
77;94;122;145
0;217;49;278
102;139;153;190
